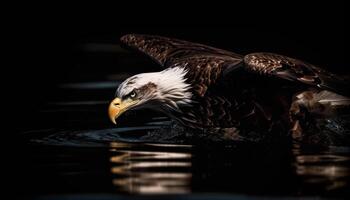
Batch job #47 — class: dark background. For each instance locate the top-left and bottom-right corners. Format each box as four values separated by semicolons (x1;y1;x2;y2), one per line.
11;1;346;128
6;1;347;197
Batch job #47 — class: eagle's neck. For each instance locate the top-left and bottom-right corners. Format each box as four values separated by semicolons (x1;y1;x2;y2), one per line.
156;67;193;110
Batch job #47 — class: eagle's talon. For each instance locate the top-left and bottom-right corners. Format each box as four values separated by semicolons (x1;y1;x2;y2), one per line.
290;120;303;141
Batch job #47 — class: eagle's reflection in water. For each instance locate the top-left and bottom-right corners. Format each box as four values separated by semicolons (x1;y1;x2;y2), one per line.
293;145;350;192
109;142;192;194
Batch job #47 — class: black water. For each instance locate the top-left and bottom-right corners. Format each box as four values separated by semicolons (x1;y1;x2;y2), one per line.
15;45;350;199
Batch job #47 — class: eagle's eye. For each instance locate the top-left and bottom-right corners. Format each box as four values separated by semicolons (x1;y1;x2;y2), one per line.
121;89;138;100
130;91;136;98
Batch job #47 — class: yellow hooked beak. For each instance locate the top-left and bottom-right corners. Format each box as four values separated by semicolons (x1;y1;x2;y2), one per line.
108;97;138;124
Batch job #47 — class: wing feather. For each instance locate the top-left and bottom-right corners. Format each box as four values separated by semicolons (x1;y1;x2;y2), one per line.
244;52;349;96
121;34;242;67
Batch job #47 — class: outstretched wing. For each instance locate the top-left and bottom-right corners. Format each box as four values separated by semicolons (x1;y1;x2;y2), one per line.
244;52;349;96
121;34;242;67
121;35;349;96
121;34;243;96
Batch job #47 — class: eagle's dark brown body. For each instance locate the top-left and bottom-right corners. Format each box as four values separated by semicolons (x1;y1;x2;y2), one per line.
180;70;296;133
120;34;350;140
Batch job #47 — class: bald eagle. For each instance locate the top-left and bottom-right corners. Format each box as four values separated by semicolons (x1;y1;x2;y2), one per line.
108;34;349;141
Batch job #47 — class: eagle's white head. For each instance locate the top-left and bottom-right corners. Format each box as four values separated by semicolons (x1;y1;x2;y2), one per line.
108;67;192;124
